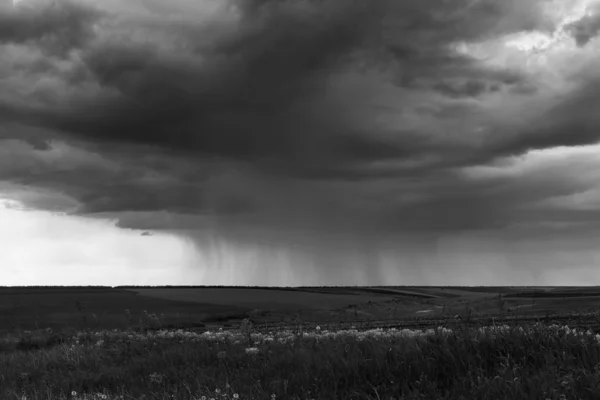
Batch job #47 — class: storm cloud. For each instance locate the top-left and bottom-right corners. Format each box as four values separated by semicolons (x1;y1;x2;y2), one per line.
2;0;600;285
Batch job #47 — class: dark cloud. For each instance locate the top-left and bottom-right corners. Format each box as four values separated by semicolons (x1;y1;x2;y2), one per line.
21;0;380;167
390;50;529;98
486;75;600;160
2;0;600;245
0;0;103;56
381;0;544;98
25;137;52;151
432;80;489;99
566;5;600;47
0;0;559;175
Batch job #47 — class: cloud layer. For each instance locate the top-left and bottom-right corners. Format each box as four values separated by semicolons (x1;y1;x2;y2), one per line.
2;0;600;284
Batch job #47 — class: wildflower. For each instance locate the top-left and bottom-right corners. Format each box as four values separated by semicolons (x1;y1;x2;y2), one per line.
241;318;253;335
233;395;239;399
215;388;221;394
245;347;259;355
71;391;77;396
149;372;165;384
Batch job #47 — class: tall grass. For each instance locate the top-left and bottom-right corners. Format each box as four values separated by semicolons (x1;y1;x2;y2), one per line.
2;317;600;400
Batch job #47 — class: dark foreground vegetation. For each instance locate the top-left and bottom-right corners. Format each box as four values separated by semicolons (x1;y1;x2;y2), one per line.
2;286;600;399
2;318;600;399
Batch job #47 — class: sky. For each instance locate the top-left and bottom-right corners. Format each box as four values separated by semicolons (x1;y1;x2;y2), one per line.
2;0;600;286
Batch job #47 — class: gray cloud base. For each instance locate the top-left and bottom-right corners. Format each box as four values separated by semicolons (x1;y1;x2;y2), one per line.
2;0;600;278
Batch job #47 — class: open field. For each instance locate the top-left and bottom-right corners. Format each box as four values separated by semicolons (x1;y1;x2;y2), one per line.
125;287;392;311
2;285;600;334
2;320;600;399
2;286;600;399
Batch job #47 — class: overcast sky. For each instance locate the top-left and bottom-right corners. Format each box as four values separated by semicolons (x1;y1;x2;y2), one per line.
2;0;600;286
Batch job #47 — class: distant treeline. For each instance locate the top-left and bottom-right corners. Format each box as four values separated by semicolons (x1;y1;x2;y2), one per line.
0;286;112;289
0;286;121;296
116;285;302;289
2;285;595;291
504;291;600;298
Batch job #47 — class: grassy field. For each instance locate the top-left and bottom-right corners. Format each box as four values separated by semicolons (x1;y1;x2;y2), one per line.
3;321;600;399
2;286;600;399
5;285;600;332
0;287;250;334
125;287;391;311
